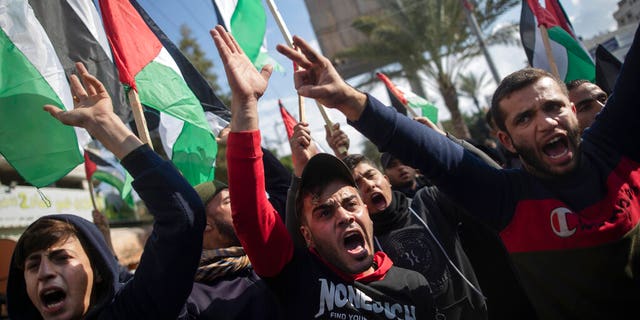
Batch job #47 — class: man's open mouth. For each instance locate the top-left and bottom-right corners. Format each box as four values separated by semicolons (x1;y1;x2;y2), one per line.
344;231;366;257
40;288;66;312
370;192;388;211
542;136;569;159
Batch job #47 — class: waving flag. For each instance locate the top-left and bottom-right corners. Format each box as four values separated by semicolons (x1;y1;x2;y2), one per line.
28;0;132;124
85;148;134;207
279;99;297;139
131;0;231;136
520;0;595;82
99;0;217;186
212;0;283;71
376;72;438;123
0;0;90;187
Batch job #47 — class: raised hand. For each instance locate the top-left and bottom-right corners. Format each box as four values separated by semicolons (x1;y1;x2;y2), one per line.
43;62;141;159
324;123;349;159
289;122;318;177
276;36;367;121
210;25;272;132
44;62;114;130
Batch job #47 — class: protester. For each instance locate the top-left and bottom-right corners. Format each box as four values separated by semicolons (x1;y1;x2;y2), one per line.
566;79;608;133
211;25;435;319
276;24;640;319
7;63;205;319
187;180;281;319
379;152;429;198
291;126;488;319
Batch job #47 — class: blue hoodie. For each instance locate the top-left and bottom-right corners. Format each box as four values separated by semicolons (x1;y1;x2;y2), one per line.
7;145;205;319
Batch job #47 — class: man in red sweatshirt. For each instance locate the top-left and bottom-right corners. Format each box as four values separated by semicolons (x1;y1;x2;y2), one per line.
211;25;435;319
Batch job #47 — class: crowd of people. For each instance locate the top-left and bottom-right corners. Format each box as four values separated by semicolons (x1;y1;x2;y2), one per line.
6;21;639;320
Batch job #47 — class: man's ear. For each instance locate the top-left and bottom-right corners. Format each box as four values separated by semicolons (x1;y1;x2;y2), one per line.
204;216;214;232
300;226;314;248
497;130;517;154
570;102;576;114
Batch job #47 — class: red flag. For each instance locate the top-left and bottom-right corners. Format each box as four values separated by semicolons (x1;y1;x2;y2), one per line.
279;99;297;139
84;150;97;181
525;0;575;38
376;72;409;106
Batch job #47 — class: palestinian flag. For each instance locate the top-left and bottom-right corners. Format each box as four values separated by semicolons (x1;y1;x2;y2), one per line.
376;72;438;123
520;0;595;83
0;0;90;187
213;0;283;71
131;0;231;136
85;147;134;207
99;0;217;186
28;0;132;124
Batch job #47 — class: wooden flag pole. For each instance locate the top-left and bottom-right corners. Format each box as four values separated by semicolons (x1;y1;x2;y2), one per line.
88;179;98;211
265;0;306;122
297;70;306;122
539;25;561;79
127;90;154;149
315;100;347;155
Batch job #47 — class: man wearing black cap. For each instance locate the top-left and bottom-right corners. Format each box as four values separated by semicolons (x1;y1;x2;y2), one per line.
211;25;435;319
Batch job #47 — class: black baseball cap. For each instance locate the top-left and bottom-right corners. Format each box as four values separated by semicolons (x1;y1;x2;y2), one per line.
296;153;358;216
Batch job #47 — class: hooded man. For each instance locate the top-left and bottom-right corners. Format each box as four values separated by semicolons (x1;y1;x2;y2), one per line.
7;63;204;319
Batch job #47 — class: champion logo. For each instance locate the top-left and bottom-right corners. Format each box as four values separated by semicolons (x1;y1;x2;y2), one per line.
550;207;576;237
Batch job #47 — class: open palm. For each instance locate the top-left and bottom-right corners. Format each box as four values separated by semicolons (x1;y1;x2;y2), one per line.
44;62;113;129
210;25;272;107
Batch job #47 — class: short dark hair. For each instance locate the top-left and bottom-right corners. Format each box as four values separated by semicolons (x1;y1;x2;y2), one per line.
13;217;111;310
490;68;567;132
13;218;85;270
566;79;591;92
342;154;379;172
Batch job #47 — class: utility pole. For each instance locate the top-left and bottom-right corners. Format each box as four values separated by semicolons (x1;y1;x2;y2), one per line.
462;0;502;84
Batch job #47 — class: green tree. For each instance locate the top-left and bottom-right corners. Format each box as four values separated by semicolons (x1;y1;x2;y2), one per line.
337;0;518;139
178;24;231;106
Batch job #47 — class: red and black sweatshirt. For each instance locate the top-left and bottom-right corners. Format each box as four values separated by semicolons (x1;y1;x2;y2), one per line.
350;25;640;320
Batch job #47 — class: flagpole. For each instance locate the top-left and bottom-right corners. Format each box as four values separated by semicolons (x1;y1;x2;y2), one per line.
461;0;501;84
87;178;98;211
315;100;347;155
127;90;154;148
265;0;310;122
539;25;561;79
